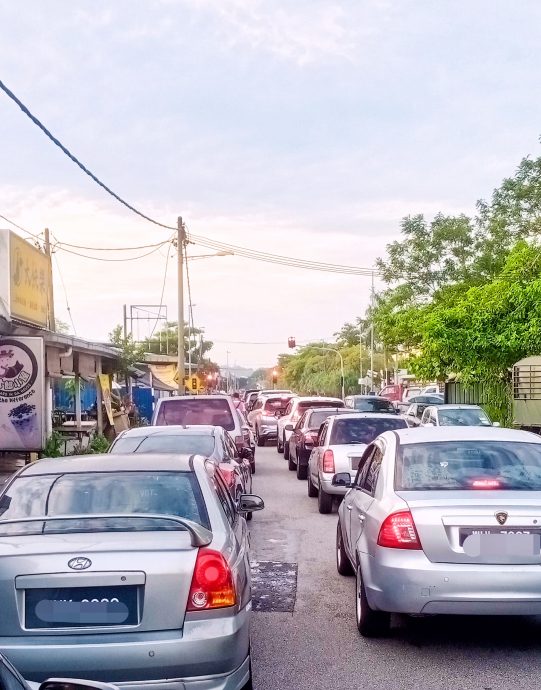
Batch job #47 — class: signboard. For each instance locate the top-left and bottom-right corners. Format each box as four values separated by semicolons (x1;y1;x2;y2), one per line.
98;374;114;425
173;369;205;392
0;337;45;451
0;231;53;328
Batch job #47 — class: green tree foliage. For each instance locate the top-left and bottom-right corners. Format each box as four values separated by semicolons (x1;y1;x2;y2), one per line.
145;321;213;364
109;325;146;382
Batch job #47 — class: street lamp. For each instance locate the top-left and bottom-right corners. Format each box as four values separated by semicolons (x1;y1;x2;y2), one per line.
187;251;234;260
310;346;345;400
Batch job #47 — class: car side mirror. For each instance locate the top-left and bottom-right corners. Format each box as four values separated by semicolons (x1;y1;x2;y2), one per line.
492;421;500;427
285;424;294;432
239;447;253;460
40;681;119;690
238;494;264;513
331;472;352;488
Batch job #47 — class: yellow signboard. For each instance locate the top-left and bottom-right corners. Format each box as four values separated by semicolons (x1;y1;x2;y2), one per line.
173;370;205;392
9;232;53;328
98;374;114;425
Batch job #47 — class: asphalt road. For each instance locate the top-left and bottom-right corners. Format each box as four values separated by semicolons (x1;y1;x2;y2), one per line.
249;445;541;690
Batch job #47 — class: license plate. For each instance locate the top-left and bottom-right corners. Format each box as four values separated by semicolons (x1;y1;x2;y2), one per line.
459;527;541;546
25;586;139;628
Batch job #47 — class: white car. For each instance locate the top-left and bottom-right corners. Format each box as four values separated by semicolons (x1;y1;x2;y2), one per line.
277;396;344;459
421;404;497;427
307;413;408;514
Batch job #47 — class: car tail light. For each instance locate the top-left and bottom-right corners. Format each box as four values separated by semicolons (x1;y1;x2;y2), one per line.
471;478;501;489
377;511;422;550
187;549;236;611
322;449;335;473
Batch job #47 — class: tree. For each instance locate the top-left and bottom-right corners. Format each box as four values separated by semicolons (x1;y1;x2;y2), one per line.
54;318;70;334
109;325;146;388
145;321;213;365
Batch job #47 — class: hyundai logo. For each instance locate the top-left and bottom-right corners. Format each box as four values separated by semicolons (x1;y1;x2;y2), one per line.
68;557;92;570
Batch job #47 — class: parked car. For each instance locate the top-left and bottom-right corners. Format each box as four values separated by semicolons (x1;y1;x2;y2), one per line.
277;397;344;459
421;383;441;395
109;424;253;508
420;404;497;427
344;395;398;414
152;394;249;453
0;652;116;690
247;394;294;447
235;409;257;471
335;427;541;637
0;453;263;687
287;407;353;479
307;413;408;514
403;395;445;425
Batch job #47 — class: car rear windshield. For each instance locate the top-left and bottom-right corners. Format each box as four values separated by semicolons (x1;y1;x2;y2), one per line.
353;398;395;413
264;398;291;414
438;409;492;426
330;417;407;445
396;441;541;491
297;400;344;416
0;471;210;535
111;434;215;455
155;399;235;431
307;410;338;429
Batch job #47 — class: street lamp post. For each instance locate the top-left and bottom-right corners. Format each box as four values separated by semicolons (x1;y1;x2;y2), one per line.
310;346;345;400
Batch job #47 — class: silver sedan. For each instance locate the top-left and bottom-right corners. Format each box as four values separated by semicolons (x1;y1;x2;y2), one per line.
0;453;263;689
335;427;541;636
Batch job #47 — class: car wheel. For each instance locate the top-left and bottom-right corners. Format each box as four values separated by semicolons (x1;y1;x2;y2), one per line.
246;511;253;521
336;520;354;576
283;437;290;460
296;457;307;480
251;461;256;475
277;436;283;453
307;471;318;497
317;484;333;514
256;428;265;447
355;563;390;637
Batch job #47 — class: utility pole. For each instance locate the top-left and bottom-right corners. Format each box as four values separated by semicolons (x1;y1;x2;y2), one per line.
177;217;186;395
370;270;375;393
359;319;363;393
123;304;128;340
44;228;55;331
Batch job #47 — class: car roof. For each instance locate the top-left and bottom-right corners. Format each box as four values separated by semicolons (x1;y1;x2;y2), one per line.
294;396;342;403
388;427;541;445
118;425;219;438
158;395;230;402
18;453;197;476
329;412;407;421
347;395;391;401
433;404;483;410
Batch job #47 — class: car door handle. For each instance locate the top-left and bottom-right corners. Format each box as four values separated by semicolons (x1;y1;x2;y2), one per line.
358;514;365;522
346;505;352;511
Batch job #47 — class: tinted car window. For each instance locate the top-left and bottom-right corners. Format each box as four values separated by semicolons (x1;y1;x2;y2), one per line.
155;399;235;430
408;395;444;405
396;441;541;491
264;398;291;414
330;417;407;445
307;410;338;429
362;448;383;494
352;397;396;413
0;471;209;534
438;409;492;426
296;401;344;420
111;434;215;455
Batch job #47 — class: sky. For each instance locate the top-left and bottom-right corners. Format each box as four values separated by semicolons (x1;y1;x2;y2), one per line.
2;0;541;368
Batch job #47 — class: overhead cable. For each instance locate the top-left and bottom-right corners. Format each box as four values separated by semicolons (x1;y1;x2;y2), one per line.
0;213;43;241
54;239;173;262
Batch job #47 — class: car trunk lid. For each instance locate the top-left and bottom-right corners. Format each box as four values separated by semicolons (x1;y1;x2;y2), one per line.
398;491;541;564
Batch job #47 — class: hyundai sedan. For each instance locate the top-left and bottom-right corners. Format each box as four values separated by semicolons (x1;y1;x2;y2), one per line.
0;453;263;689
335;427;541;637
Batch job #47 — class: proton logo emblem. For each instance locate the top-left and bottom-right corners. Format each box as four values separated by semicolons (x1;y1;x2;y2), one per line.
495;511;508;526
68;557;92;570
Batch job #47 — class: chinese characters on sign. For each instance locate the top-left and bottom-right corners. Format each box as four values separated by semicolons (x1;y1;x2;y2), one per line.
0;337;45;451
9;232;53;328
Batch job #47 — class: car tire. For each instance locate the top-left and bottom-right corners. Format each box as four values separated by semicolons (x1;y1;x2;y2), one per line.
355;563;390;637
256;429;265;447
251;461;256;474
336;520;354;576
296;457;307;480
283;437;290;461
277;437;283;453
246;512;253;521
317;485;333;514
307;472;318;497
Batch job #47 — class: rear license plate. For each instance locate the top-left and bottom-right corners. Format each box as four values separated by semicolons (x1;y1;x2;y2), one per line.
459;527;541;546
25;586;139;629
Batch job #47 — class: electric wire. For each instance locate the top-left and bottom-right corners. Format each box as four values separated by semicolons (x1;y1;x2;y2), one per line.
54;240;172;262
52;252;77;335
0;213;43;242
53;238;171;252
0;79;380;276
149;245;172;339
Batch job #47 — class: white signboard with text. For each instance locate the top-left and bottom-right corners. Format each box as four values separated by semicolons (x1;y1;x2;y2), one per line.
0;337;44;451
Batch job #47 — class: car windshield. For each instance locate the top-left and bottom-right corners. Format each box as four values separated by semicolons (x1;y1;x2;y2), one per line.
353;398;395;413
155;399;235;431
396;441;541;491
438;409;492;426
0;471;209;535
330;417;407;445
111;434;215;455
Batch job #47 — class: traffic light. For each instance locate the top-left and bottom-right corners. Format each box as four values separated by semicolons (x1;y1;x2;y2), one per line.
288;336;296;348
272;369;278;384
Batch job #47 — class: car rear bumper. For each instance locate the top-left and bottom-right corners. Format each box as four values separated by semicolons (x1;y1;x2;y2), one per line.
258;423;277;440
0;605;251;687
363;550;541;615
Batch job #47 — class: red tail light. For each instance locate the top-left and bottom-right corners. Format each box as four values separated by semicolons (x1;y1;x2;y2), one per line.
322;449;335;473
377;511;422;550
187;549;236;611
219;467;236;488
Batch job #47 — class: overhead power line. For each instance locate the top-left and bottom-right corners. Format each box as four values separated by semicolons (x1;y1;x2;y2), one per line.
0;78;380;276
53;237;174;262
0;213;43;242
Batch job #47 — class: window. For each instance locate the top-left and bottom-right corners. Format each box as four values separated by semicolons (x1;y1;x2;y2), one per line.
396;441;541;491
318;422;329;446
264;398;291;415
0;471;210;535
344;397;353;409
354;445;376;486
223;433;239;460
110;434;215;456
352;398;396;413
155;399;235;431
307;410;335;430
329;417;407;445
285;401;293;415
213;472;236;525
438;408;492;426
361;447;383;495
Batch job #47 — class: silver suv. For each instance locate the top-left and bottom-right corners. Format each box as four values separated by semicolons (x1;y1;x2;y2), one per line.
248;394;294;446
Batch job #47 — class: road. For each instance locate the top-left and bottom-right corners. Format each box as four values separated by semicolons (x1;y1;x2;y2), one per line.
249;445;541;690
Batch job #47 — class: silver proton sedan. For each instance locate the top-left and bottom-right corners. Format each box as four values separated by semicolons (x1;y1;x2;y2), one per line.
0;453;263;689
335;427;541;636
